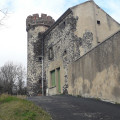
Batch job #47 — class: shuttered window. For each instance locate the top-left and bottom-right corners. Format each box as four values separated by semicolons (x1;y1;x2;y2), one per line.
51;70;55;87
57;68;61;93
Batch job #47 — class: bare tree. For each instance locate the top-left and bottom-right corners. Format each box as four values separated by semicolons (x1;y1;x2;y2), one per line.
16;65;26;95
0;62;17;94
0;70;4;94
0;62;26;95
0;8;8;25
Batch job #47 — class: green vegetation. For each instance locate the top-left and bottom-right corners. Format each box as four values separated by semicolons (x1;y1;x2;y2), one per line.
0;94;51;120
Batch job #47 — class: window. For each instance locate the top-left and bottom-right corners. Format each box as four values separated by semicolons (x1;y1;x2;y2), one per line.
97;20;100;25
51;70;55;87
64;21;66;26
63;49;67;56
39;56;42;61
48;47;54;60
57;68;61;93
49;48;52;58
50;68;61;92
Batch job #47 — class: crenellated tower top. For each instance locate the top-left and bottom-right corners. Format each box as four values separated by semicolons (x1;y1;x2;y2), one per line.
26;13;55;32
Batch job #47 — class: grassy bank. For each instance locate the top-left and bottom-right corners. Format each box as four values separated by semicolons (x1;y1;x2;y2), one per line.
0;94;51;120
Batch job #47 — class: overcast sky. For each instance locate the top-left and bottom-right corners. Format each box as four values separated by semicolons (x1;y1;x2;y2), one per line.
0;0;120;68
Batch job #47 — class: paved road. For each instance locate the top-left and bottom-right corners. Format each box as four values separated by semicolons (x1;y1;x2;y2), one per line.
28;95;120;120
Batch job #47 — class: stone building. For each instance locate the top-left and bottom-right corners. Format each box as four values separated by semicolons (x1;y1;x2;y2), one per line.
26;0;120;103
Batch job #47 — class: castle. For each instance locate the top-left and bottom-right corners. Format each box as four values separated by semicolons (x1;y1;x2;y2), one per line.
26;0;120;103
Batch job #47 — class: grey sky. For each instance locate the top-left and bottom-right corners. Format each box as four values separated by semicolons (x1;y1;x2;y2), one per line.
0;0;120;68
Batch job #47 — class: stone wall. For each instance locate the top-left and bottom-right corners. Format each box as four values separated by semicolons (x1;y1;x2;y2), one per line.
27;14;55;96
27;1;120;96
43;11;95;95
68;30;120;103
27;26;43;96
43;12;80;94
26;14;55;31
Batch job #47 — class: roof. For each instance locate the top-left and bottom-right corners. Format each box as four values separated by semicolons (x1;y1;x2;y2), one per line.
43;8;72;37
42;0;120;37
42;1;92;37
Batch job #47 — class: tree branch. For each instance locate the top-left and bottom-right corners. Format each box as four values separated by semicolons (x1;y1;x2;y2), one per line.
0;8;8;25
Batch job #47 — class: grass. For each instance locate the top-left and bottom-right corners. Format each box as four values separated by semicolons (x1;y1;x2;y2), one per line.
0;94;51;120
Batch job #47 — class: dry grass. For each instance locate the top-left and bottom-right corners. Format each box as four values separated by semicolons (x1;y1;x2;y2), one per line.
16;95;27;99
0;94;51;120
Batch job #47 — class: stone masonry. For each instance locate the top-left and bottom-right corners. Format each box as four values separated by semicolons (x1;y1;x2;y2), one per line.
27;13;55;96
27;0;120;103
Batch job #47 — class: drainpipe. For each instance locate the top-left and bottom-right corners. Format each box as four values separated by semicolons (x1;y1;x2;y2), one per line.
42;35;44;96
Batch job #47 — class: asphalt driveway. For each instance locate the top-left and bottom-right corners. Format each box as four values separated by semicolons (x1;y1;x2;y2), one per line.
28;95;120;120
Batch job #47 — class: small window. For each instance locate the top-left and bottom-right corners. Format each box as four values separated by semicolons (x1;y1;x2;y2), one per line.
51;70;56;87
49;48;52;58
64;21;66;26
97;20;100;25
39;56;42;61
63;49;67;56
48;47;54;60
28;24;30;27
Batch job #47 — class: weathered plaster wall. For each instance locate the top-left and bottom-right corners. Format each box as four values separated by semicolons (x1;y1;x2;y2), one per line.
72;1;120;56
27;1;120;96
42;1;120;95
72;1;96;44
94;2;120;43
68;31;120;103
72;1;96;56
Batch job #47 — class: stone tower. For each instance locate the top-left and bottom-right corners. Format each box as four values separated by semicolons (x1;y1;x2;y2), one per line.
26;13;55;96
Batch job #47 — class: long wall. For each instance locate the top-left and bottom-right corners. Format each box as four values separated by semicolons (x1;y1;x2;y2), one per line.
68;30;120;103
